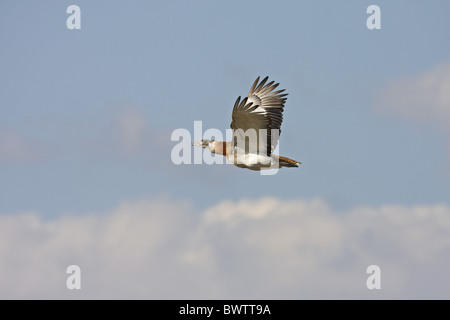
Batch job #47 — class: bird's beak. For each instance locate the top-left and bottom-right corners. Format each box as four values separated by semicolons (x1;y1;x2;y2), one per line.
192;140;202;147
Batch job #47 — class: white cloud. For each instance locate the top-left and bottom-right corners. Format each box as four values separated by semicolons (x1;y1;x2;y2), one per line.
81;105;173;165
1;197;450;299
85;105;150;157
0;125;47;164
374;61;450;166
374;61;450;127
115;106;147;154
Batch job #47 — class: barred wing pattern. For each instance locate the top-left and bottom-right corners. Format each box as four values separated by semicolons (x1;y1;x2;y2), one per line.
230;76;288;156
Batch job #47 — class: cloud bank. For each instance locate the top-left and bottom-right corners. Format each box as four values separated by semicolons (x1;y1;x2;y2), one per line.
1;197;450;299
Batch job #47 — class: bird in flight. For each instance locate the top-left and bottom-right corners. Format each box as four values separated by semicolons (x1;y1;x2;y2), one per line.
192;76;300;170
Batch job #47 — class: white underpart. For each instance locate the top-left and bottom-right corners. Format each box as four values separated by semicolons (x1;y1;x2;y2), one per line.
226;148;278;170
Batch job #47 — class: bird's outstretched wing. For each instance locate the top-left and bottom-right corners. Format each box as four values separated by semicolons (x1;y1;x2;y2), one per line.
230;76;288;155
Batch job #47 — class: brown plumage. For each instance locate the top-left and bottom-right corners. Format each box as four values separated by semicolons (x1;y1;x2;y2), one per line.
193;76;301;170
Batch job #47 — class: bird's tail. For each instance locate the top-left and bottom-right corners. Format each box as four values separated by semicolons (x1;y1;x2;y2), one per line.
276;155;301;168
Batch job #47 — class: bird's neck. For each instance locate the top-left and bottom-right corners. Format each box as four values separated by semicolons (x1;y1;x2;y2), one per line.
213;141;231;156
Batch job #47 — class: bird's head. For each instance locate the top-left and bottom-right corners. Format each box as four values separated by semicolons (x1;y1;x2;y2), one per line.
192;139;215;153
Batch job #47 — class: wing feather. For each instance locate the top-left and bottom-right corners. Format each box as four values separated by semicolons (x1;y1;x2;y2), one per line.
230;76;288;155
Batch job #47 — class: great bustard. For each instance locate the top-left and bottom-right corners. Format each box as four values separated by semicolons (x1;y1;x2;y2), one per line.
192;76;300;170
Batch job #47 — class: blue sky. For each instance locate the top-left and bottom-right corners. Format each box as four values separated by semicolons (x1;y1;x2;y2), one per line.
1;1;450;299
